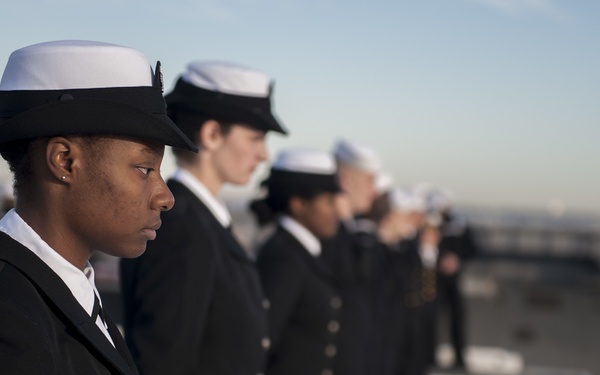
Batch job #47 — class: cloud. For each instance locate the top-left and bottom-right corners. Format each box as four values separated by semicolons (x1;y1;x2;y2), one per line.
465;0;573;22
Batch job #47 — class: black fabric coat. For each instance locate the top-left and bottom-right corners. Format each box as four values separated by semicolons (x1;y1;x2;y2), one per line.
120;180;269;375
320;223;368;375
320;222;388;375
257;226;342;375
0;232;138;375
353;220;397;375
394;237;438;375
437;213;478;367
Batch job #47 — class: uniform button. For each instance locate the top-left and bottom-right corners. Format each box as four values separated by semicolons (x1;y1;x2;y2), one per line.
322;368;334;375
330;296;342;309
327;320;340;333
262;299;270;310
261;337;271;350
325;344;337;358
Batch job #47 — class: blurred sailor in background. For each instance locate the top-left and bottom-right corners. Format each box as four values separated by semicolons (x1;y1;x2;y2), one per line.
387;187;439;375
120;61;287;375
320;139;382;375
430;189;478;369
253;149;343;375
362;173;407;375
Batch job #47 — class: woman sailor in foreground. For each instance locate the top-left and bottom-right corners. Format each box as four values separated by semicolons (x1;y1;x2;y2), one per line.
0;40;196;374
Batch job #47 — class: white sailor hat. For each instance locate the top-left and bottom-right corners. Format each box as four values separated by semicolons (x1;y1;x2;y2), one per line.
389;188;427;213
429;188;455;213
267;148;340;193
375;172;394;194
165;60;286;134
0;40;196;151
333;139;382;174
411;182;435;200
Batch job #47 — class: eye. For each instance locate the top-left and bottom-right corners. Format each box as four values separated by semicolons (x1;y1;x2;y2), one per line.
137;166;154;176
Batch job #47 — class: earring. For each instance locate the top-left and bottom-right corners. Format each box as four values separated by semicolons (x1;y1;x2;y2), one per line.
60;176;66;181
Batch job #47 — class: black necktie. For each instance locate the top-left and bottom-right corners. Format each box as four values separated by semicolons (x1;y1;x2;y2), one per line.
92;293;106;325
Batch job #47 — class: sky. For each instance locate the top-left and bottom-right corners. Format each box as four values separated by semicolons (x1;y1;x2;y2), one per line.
0;0;599;214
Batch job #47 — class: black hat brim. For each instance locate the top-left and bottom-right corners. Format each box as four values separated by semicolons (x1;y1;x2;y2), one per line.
0;88;198;151
165;79;287;135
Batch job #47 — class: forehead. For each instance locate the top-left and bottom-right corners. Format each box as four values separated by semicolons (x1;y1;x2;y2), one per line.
228;123;266;137
82;136;165;156
341;164;375;180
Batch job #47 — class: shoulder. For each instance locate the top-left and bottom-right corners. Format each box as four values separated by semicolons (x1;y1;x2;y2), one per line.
0;259;56;342
257;229;307;270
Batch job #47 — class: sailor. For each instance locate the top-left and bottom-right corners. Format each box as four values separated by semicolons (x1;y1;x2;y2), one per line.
0;40;196;374
320;139;382;375
253;148;343;375
395;190;442;375
430;189;477;369
362;173;408;375
120;61;287;375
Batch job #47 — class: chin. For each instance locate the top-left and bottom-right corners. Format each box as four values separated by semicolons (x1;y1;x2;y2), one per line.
319;227;338;239
229;175;251;186
103;243;148;259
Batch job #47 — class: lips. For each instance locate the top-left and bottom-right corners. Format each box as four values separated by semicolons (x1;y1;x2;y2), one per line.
149;221;162;231
143;220;162;240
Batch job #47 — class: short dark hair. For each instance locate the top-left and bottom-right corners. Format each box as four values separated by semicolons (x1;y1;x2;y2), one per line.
0;138;39;197
0;135;110;198
366;192;392;225
167;107;233;162
251;182;331;226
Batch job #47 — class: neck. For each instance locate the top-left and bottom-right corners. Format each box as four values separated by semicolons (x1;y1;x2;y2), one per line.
179;152;223;197
16;200;90;271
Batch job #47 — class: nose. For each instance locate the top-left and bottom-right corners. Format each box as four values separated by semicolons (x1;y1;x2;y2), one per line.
154;178;175;212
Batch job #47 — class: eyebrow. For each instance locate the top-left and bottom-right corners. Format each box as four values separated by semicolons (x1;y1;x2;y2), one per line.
138;144;164;155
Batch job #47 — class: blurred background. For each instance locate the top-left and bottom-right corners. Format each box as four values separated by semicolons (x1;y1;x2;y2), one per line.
1;0;599;374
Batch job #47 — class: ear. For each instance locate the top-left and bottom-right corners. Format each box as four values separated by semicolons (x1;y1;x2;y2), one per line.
288;196;305;218
199;120;225;152
45;137;81;184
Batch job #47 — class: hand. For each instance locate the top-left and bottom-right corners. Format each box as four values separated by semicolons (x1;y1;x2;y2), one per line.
440;252;461;275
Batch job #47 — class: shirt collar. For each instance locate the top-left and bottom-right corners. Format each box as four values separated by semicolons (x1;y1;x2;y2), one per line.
355;217;378;234
279;215;321;257
0;209;99;317
172;169;232;228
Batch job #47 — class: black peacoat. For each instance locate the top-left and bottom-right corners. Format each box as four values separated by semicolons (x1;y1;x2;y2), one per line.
394;237;439;375
120;180;269;375
257;226;342;375
319;223;375;375
0;232;138;375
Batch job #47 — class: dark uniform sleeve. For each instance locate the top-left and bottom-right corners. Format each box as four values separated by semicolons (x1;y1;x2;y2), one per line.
122;212;217;375
257;245;303;348
0;299;57;374
459;226;478;260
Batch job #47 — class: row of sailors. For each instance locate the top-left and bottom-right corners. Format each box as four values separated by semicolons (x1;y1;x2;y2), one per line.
0;40;476;375
119;59;477;375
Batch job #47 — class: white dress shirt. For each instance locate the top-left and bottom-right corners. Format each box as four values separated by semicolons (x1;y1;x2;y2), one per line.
172;169;232;228
279;215;321;257
0;209;114;346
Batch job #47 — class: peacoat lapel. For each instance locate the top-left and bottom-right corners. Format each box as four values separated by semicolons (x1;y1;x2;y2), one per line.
0;232;137;375
278;227;339;286
169;180;253;264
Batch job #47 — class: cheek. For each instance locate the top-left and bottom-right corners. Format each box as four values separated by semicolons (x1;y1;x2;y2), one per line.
222;141;258;182
318;203;339;232
97;174;148;225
